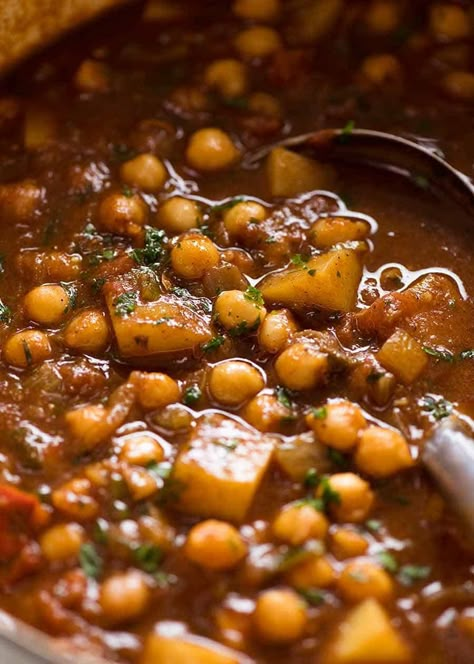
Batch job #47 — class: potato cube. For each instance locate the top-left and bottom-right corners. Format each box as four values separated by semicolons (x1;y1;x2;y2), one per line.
142;621;250;664
105;282;212;357
266;146;333;197
376;329;428;384
328;599;411;663
173;414;275;522
259;249;362;312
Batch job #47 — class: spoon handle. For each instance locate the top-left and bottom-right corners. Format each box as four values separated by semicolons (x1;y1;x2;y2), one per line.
422;417;474;537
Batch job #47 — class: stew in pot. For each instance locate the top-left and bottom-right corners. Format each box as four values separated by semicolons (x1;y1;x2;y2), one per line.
0;1;473;662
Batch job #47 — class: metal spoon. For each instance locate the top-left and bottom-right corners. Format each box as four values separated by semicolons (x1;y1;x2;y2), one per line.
249;128;474;536
247;127;474;215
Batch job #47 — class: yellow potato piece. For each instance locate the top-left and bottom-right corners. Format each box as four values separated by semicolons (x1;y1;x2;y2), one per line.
259;249;362;312
174;413;275;522
377;328;428;384
266;146;332;197
329;599;411;663
142;622;252;664
106;294;212;357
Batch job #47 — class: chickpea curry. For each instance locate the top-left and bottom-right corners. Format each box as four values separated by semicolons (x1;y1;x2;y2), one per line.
0;1;474;662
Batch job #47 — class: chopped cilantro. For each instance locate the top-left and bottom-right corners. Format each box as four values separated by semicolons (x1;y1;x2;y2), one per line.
213;438;239;451
303;467;319;489
122;185;134;197
183;384;202;405
228;318;259;337
397;564;431;586
202;335;225;352
243;285;264;307
365;519;382;533
113;291;138;317
90;277;106;294
342;119;355;135
93;518;109;545
421;395;453;420
297;587;325;606
291;254;311;268
134;543;163;574
132;227;167;266
312;406;327;419
146;461;172;480
318;475;341;509
422;346;455;362
111;143;136;162
60;282;78;313
275;386;294;410
0;299;12;324
79;543;102;579
377;551;398;573
327;448;348;469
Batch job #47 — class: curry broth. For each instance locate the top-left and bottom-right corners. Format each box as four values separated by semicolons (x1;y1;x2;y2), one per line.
0;1;473;663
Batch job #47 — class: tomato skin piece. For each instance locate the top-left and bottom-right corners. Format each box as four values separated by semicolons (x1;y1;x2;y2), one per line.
0;485;40;561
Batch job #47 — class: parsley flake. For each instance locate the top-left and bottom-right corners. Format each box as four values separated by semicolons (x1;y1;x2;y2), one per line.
79;543;102;579
113;291;138;317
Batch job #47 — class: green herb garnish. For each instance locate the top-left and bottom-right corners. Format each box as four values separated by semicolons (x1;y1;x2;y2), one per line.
211;197;244;214
134;543;163;574
312;406;327;419
297;588;325;606
303;468;319;489
421;395;453;420
202;336;225;352
243;285;264;307
79;543;102;579
132;227;167;266
397;564;431;586
377;551;398;573
275;386;294;410
0;299;12;324
422;346;455;362
183;384;202;405
113;291;138;317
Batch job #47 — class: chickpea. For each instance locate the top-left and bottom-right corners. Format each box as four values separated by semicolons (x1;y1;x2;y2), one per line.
359;54;402;87
365;1;400;35
310;216;370;249
248;91;282;118
185;520;247;570
100;570;150;624
275;342;328;391
120;154;168;193
208;360;264;407
157;196;201;234
186;128;240;172
130;371;181;410
39;523;84;562
74;59;110;92
3;329;52;368
0;180;43;221
24;283;70;326
442;70;474;101
429;4;471;42
243;393;292;432
330;528;369;560
272;502;329;546
52;477;99;521
98;192;148;237
119;432;165;466
214;289;267;334
234;27;282;60
204;59;248;98
63;309;110;354
233;0;280;22
320;473;374;524
307;400;367;451
171;233;220;280
285;555;336;589
223;200;268;239
258;309;298;354
338;560;394;603
355;426;413;478
253;588;307;644
123;465;159;501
